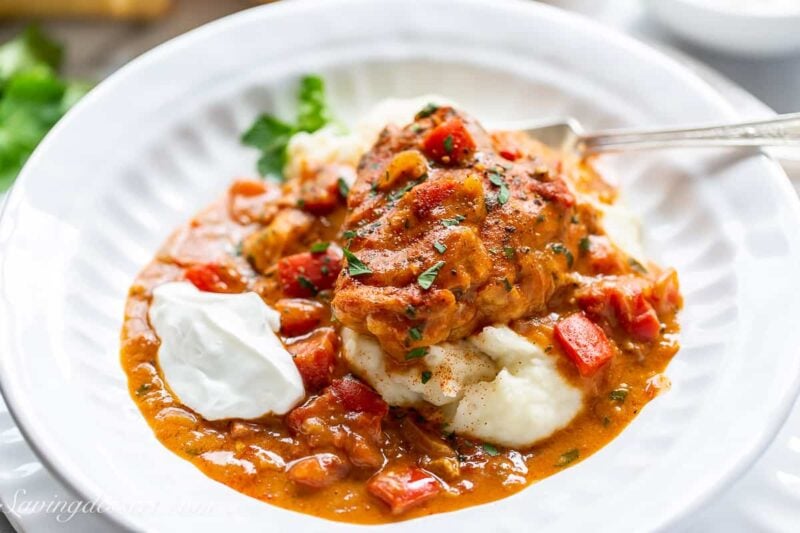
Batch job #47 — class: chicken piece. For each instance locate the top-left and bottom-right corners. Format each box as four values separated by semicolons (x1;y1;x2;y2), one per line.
331;106;580;359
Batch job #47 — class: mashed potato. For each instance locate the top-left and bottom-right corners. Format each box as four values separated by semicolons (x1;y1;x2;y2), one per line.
342;325;584;448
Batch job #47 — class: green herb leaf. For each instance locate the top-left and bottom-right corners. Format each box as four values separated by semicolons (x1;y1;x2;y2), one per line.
415;103;439;119
609;388;629;403
503;246;515;259
409;327;423;341
342;229;357;240
135;383;151;396
434;241;447;254
550;242;574;268
556;448;579;467
0;25;63;86
310;242;330;253
243;75;331;180
441;214;466;227
502;277;513;292
296;275;319;295
443;134;454;154
421;370;433;384
343;248;372;276
579;236;591;253
488;171;510;205
628;257;648;273
482;443;500;456
337;177;350;198
418;261;445;290
405;304;417;318
296;75;331;133
405;347;429;360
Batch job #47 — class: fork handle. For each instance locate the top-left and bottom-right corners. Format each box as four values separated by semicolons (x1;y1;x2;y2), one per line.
581;112;800;153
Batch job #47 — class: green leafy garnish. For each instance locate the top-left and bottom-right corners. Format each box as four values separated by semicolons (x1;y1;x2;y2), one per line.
0;26;90;191
488;171;510;205
418;261;445;290
310;241;330;253
609;388;629;403
579;237;591;253
501;277;513;292
405;347;429;360
415;103;439;119
443;134;454;154
135;383;151;396
628;257;648;273
342;248;372;276
296;275;318;295
434;241;447;254
405;304;417;318
550;243;574;268
441;214;466;227
482;443;500;456
337;177;350;198
242;75;332;181
409;327;423;341
503;246;515;259
421;370;433;384
342;229;357;240
556;449;580;467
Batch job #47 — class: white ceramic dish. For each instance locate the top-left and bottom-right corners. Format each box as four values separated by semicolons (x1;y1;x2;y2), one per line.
2;0;800;531
646;0;800;57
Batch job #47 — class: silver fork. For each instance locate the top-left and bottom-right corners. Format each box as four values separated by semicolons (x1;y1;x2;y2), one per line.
494;112;800;154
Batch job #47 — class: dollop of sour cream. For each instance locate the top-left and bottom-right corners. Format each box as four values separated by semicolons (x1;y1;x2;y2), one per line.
148;282;304;420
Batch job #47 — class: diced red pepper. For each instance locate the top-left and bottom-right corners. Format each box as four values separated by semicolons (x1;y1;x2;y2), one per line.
422;117;476;165
287;327;338;390
330;376;389;417
367;466;442;514
277;246;343;298
286;453;350;489
554;312;614;377
184;262;245;293
229;178;267;197
576;277;664;342
411;179;457;218
611;290;661;342
650;269;682;316
274;298;327;337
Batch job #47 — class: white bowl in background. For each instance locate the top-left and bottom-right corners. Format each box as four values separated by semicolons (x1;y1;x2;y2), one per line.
646;0;800;57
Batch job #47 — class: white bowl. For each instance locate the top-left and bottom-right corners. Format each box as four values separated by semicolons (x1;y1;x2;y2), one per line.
1;0;800;531
646;0;800;57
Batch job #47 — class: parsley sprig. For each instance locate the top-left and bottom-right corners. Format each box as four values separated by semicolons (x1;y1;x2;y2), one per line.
242;75;332;181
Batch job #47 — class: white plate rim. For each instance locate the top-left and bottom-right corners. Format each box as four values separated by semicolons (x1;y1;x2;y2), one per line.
1;0;799;531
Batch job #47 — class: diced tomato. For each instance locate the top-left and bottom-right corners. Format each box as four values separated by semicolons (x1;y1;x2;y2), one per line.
585;235;626;275
229;178;267;197
554;312;615;377
422;117;476;165
299;164;354;215
651;269;682;316
367;466;442;514
274;298;327;337
528;178;575;207
576;278;663;342
499;147;520;161
411;179;457;218
301;185;339;216
277;246;343;298
184;262;245;293
287;327;338;390
330;376;389;417
286;453;350;489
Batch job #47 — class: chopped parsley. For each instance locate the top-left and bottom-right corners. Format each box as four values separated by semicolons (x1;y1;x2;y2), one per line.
388;179;421;203
405;304;417;318
441;214;466;227
443;134;454;154
556;448;580;467
337;177;350;198
488;171;510;205
629;257;648;273
434;241;447;254
421;371;433;384
342;229;357;241
417;261;446;290
503;246;515;259
579;236;591;253
309;241;330;253
408;327;423;341
405;347;429;360
550;242;574;268
502;277;513;292
482;443;500;456
296;275;318;295
416;102;439;119
135;383;151;396
242;75;331;180
609;388;629;403
342;248;372;276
